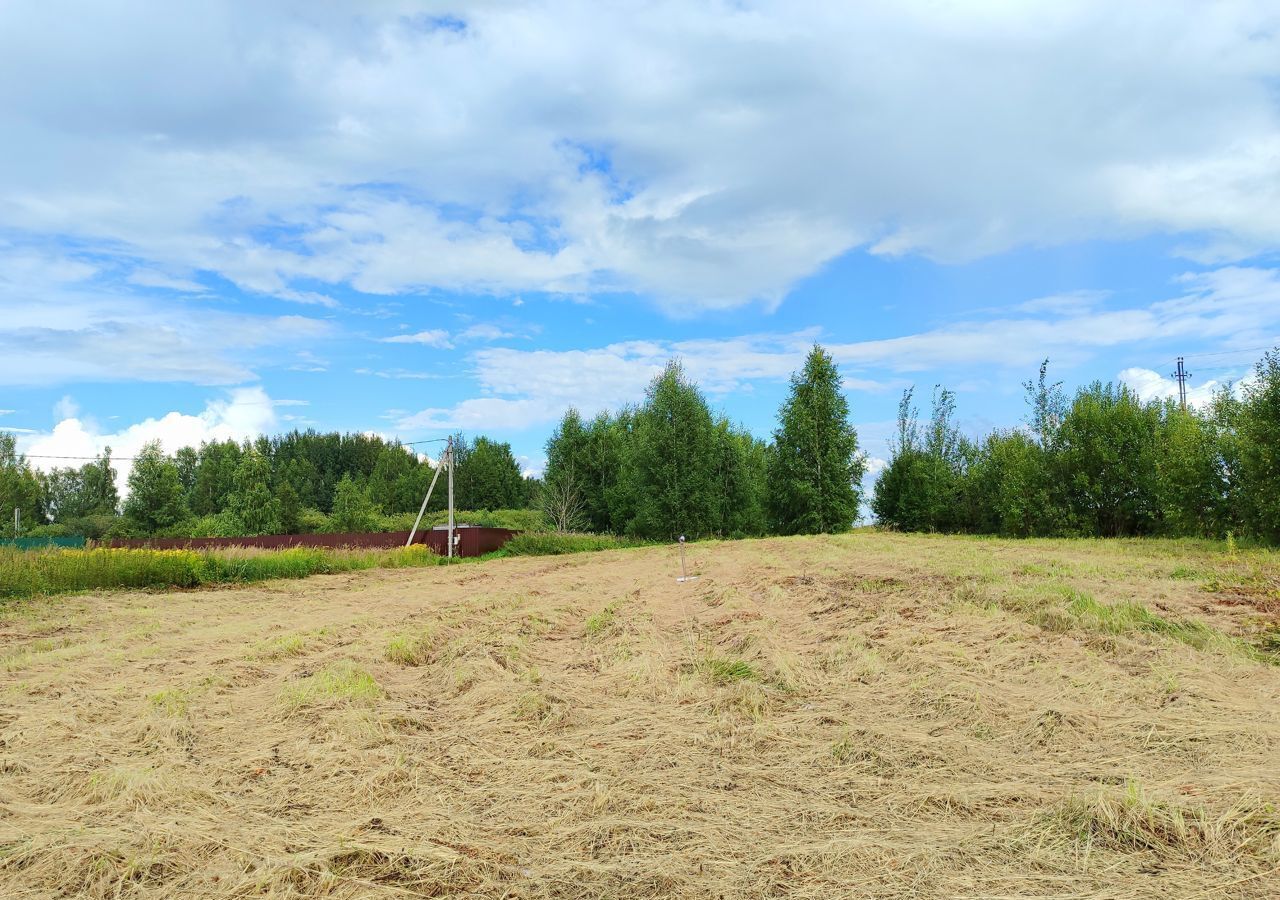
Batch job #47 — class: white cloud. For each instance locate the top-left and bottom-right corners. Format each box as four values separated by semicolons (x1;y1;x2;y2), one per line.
125;268;205;292
827;267;1280;373
0;267;334;386
842;377;900;394
396;267;1280;434
396;329;821;432
516;454;544;479
53;395;79;420
0;3;1277;312
380;329;454;348
458;323;514;342
1117;367;1224;408
19;387;281;498
355;368;444;380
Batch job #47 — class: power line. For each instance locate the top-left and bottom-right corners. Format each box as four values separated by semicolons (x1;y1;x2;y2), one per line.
1182;345;1276;362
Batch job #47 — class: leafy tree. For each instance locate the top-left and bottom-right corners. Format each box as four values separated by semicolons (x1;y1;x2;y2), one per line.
174;446;199;504
967;430;1059;537
599;408;639;532
873;388;970;532
123;441;187;533
543;409;590;524
1238;350;1280;542
0;433;43;534
455;436;525;510
767;346;864;534
1056;382;1161;537
227;448;283;535
367;444;421;513
41;450;118;526
626;361;719;539
1157;405;1229;537
329;474;380;532
190;440;242;516
544;409;590;490
1024;359;1067;447
715;420;769;536
277;481;302;534
80;449;120;518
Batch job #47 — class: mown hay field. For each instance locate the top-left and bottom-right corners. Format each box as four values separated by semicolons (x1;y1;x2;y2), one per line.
1;533;1278;898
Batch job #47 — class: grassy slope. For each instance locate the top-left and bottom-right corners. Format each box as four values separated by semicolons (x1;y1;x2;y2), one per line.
0;532;1278;898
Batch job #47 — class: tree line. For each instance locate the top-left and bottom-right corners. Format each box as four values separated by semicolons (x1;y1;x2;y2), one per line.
873;350;1280;542
1;430;533;538
540;349;864;539
2;345;868;541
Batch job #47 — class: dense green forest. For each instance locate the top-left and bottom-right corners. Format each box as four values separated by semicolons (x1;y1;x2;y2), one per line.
873;350;1280;541
1;430;535;539
1;347;863;541
8;344;1277;544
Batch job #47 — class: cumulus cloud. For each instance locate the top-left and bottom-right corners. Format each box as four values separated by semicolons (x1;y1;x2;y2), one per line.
1117;368;1224;408
0;2;1277;312
19;387;282;498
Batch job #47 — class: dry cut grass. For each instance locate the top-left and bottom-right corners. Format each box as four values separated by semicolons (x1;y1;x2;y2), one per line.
1;532;1279;898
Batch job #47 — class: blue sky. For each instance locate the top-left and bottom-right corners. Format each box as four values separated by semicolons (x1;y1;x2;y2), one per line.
2;1;1278;487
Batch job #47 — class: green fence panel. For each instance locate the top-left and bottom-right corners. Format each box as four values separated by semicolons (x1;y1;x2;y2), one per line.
0;536;87;550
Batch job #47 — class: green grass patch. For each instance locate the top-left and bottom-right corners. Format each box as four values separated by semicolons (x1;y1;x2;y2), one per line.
1037;780;1280;860
699;655;758;684
251;629;332;661
1065;593;1215;646
281;662;383;709
0;544;442;603
584;601;621;638
384;628;437;666
1000;580;1277;663
148;688;192;717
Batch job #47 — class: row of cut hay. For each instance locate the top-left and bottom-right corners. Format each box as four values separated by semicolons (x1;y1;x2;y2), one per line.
0;544;443;601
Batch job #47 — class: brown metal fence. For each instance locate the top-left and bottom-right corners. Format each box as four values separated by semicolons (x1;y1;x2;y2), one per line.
102;526;519;558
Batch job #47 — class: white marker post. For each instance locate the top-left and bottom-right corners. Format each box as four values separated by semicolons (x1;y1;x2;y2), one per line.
676;534;698;583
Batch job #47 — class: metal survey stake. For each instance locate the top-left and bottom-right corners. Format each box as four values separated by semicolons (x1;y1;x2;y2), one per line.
676;534;698;583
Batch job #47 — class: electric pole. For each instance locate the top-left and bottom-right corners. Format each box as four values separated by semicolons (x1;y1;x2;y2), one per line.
1171;357;1192;410
448;435;458;560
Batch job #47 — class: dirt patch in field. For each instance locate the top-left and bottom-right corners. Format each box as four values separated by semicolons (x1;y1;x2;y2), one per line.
2;533;1279;898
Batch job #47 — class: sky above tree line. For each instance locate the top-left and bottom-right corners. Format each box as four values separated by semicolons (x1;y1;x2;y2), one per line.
2;1;1278;484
